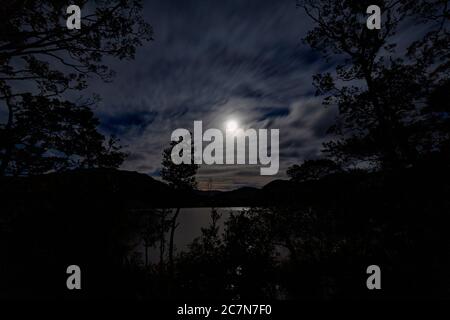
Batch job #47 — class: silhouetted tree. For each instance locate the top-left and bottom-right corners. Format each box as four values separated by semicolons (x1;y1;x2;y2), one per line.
1;94;126;175
175;208;227;298
157;209;171;271
297;0;449;169
0;0;153;175
161;139;198;284
198;208;222;255
222;209;279;299
287;159;341;182
177;208;280;299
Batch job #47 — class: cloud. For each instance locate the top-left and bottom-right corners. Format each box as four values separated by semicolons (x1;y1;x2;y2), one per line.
84;0;336;190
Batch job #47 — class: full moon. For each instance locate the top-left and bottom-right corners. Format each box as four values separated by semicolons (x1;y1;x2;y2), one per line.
226;120;238;132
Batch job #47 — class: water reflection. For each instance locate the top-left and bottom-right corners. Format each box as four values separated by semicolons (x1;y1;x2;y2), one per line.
133;207;247;264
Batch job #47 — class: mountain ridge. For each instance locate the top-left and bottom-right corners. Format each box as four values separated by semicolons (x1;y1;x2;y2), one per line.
1;168;289;207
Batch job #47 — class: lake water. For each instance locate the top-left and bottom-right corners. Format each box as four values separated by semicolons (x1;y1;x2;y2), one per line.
136;207;247;264
176;207;247;250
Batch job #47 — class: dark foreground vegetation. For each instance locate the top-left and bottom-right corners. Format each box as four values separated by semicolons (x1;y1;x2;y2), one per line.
1;0;449;300
1;158;449;299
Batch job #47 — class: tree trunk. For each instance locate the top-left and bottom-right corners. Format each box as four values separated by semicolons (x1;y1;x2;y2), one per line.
159;211;166;271
0;96;14;176
168;207;180;277
363;69;400;169
167;207;181;298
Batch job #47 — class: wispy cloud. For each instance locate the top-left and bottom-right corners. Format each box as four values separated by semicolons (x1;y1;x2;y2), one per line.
86;0;337;190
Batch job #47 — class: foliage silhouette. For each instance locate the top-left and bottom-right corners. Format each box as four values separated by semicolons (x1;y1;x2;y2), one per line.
161;139;198;292
287;159;341;182
297;0;449;169
0;0;153;176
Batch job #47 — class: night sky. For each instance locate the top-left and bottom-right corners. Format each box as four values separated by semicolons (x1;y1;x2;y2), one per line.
87;0;340;190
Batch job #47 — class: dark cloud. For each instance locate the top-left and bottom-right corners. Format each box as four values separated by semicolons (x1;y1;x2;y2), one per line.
257;107;291;121
101;110;158;135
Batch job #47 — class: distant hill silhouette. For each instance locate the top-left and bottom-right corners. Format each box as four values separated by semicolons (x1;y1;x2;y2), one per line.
1;169;263;207
2;164;448;208
1;168;177;207
0;167;379;208
2;168;168;192
1;168;274;207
